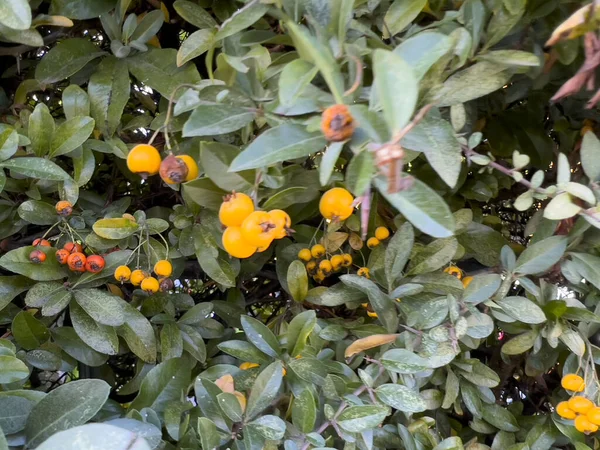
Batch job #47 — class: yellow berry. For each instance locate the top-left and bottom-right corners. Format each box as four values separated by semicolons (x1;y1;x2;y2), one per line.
375;227;390;240
568;396;594;414
319;260;333;274
306;260;317;275
114;265;131;283
557;401;577;419
562;374;585;392
219;192;255;227
153;260;173;278
367;237;380;249
311;244;326;259
298;248;312;262
342;253;353;268
240;362;260;370
588;406;600;425
331;254;344;270
357;267;370;279
313;271;325;283
575;414;598;433
130;269;148;286
319;187;354;221
462;276;474;288
444;266;463;280
140;276;160;294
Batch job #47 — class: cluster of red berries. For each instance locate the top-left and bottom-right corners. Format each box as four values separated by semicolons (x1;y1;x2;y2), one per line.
30;239;105;274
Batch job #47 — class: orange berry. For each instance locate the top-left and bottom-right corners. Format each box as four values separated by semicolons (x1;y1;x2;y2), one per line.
33;238;51;247
29;249;46;263
562;374;586;392
159;154;189;184
141;276;159;294
55;249;70;264
85;255;105;273
444;266;463;280
64;242;83;254
588;406;600;425
321;104;355;142
367;237;380;249
342;253;353;268
154;260;173;278
375;227;390;240
319;259;333;274
568;396;594;414
462;276;474;288
222;226;257;259
219;192;255;227
175;155;199;182
575;414;598;434
319;187;354;221
331;254;344;270
311;244;326;259
127;144;162;178
55;200;73;216
269;209;291;239
67;252;87;272
556;401;577;419
357;267;370;279
298;248;312;262
114;265;132;283
240;211;276;248
130;269;148;286
240;362;260;370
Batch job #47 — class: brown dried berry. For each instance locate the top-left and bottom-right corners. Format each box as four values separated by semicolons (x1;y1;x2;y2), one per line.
159;154;189;184
321;104;355;142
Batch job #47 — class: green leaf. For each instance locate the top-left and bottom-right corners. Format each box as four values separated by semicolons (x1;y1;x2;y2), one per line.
0;276;30;312
544;192;581;220
337;405;390;433
116;300;157;363
35;423;152;450
457;222;506;267
384;0;427;37
514;236;566;275
433;437;465;450
306;282;367;306
50;0;116;20
173;0;216;28
502;330;537;355
262;187;319;210
286;310;316;357
401;116;462;188
0;246;69;281
0;157;70;181
374;176;455;238
230;124;326;172
216;392;243;422
376;384;427;413
279;59;318;106
0;0;31;29
287;260;308;303
247;415;286;441
285;22;345;103
496;296;546;324
12;311;50;350
70;301;119;355
129;358;192;413
35;39;105;84
346;151;375;197
394;32;453;80
127;48;201;99
50;117;95;157
51;327;108;367
160;323;183;360
373;49;418;135
28;103;55;157
407;238;458;275
246;361;284;420
73;289;124;327
131;9;164;44
435;62;511;107
462;274;502;304
25;379;111;448
62;85;90;119
381;349;432;374
197;418;220;450
0;395;36;435
319;141;344;186
0;125;19;161
581;131;600;181
93;218;139;239
193;224;236;287
385;222;414;289
88;56;130;138
292;389;316;433
177;29;215;66
217;340;270;364
182;104;255;137
0;355;29;383
241;315;281;358
477;50;540;67
481;403;519;432
340;275;398;332
214;3;269;41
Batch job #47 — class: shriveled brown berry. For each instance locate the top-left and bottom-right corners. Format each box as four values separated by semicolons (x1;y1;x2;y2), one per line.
159;278;174;292
321;104;355;142
159;154;189;184
55;200;73;216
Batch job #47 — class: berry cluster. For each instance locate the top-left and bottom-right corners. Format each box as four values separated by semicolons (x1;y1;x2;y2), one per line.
126;144;199;184
366;226;391;249
297;244;353;283
219;192;291;259
31;239;105;274
556;374;600;434
113;259;173;295
443;266;474;289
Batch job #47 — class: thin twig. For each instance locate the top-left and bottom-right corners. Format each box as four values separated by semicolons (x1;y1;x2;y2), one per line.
343;55;363;97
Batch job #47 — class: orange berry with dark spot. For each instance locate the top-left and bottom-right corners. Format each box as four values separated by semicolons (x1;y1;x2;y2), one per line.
64;242;83;254
55;249;70;264
85;255;105;273
321;104;355;142
67;252;87;272
159;154;189;184
55;200;73;216
30;249;46;263
33;238;51;247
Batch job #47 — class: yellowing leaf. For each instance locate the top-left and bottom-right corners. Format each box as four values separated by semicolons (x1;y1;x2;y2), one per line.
545;4;597;47
233;391;247;412
215;374;235;393
324;232;349;253
345;334;400;358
